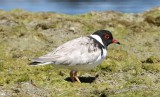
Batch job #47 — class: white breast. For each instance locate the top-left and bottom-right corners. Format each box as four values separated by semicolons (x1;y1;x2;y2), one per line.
72;48;107;71
90;48;107;67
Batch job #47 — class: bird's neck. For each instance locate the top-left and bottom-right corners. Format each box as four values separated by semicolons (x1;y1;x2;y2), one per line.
90;34;105;47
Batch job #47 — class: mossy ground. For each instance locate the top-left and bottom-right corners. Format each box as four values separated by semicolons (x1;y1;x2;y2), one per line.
0;8;160;97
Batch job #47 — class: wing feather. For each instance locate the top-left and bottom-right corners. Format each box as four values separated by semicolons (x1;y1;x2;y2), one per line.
31;37;101;66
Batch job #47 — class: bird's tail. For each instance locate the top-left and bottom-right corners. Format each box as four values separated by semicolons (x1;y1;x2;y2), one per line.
29;58;52;66
29;62;52;66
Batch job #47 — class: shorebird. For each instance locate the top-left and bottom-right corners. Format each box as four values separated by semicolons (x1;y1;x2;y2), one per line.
29;30;120;83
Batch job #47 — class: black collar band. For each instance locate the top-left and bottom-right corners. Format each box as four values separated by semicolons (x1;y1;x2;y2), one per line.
88;36;105;48
88;36;105;56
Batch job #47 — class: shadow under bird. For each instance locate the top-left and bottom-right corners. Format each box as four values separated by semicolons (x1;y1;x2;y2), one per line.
29;30;120;83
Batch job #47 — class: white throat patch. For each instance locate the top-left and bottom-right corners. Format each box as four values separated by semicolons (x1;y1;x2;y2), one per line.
90;34;105;47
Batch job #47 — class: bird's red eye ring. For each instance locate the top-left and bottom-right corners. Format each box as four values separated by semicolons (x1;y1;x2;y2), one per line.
104;34;110;39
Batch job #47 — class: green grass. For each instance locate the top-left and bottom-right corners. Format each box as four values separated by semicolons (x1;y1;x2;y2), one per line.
0;8;160;96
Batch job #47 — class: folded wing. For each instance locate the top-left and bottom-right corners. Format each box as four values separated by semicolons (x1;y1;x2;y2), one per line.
30;37;101;66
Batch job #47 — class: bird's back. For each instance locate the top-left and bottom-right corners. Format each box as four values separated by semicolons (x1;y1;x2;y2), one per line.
30;36;104;68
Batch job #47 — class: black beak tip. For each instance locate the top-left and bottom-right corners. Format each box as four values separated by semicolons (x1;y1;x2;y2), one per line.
117;42;120;44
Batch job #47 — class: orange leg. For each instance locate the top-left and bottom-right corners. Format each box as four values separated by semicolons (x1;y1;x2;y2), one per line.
70;70;81;83
70;70;75;82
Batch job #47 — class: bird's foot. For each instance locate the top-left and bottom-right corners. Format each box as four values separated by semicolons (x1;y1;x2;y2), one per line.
70;70;81;83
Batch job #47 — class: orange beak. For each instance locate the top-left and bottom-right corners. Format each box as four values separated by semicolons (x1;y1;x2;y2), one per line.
112;39;120;44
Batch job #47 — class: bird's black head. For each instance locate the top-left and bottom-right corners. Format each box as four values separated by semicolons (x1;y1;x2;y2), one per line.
92;30;120;47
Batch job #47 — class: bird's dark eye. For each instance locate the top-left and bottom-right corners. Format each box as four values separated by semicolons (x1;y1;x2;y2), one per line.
104;34;110;39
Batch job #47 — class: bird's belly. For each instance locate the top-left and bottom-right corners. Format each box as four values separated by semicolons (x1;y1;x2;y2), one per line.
73;60;103;71
52;57;104;71
52;50;107;71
